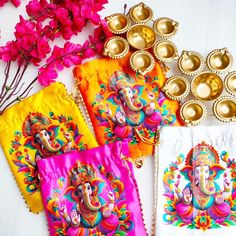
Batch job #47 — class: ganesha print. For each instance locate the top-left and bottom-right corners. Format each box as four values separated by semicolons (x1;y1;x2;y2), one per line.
163;142;236;230
9;112;87;193
46;161;134;235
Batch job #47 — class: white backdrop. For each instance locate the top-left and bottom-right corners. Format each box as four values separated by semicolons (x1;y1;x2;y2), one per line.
0;0;236;235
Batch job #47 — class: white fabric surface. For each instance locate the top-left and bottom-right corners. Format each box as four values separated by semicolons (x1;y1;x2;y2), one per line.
156;126;236;235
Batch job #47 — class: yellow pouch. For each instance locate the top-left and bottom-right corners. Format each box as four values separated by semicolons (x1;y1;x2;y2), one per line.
74;57;183;161
0;82;97;213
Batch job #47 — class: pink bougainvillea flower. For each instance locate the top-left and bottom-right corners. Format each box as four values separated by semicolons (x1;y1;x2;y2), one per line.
11;0;20;7
0;41;18;62
38;67;58;86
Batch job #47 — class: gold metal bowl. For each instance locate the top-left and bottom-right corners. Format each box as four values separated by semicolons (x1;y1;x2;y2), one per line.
162;76;190;101
153;17;179;39
126;24;156;50
130;51;155;75
103;36;129;59
153;40;178;62
213;96;236;122
225;71;236;96
128;2;153;24
105;13;131;34
191;72;223;101
207;48;233;74
178;50;204;76
180;100;207;126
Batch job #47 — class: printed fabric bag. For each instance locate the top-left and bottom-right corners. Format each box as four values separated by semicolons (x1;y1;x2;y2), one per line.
38;141;147;236
73;57;183;161
0;82;97;213
155;126;236;236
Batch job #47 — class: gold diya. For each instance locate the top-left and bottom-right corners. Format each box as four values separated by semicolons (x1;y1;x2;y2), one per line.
103;36;129;59
129;2;153;24
162;76;190;101
153;17;179;39
153;40;178;62
207;48;233;74
130;51;155;75
105;13;131;34
180;100;207;126
178;50;204;76
191;72;223;101
126;24;156;50
213;96;236;122
225;71;236;96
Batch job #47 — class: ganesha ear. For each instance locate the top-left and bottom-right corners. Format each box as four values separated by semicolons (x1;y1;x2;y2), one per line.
180;165;193;181
210;164;225;180
91;178;105;194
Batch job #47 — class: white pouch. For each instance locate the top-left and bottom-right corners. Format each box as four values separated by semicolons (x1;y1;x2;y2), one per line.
155;125;236;235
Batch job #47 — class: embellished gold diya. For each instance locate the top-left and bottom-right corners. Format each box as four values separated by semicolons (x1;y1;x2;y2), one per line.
130;51;155;75
128;2;153;24
153;40;178;62
225;71;236;96
103;36;129;59
153;17;179;39
105;13;131;34
191;72;223;101
178;51;204;76
180;100;207;126
163;76;190;101
126;24;156;50
213;96;236;122
207;48;233;74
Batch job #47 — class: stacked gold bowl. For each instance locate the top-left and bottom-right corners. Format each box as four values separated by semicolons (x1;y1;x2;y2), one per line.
103;2;179;75
103;2;236;126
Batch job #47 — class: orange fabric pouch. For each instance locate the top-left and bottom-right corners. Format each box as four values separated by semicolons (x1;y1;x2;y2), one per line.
74;57;183;160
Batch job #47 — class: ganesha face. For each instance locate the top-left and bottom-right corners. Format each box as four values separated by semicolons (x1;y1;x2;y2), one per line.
34;129;61;153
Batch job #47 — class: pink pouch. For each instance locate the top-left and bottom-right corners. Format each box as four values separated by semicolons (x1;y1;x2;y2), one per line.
38;142;147;236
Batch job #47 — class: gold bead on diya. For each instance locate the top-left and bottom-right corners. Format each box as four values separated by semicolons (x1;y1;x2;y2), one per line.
225;71;236;96
153;40;178;63
207;48;233;74
103;36;129;59
191;72;223;101
153;17;179;39
213;96;236;122
105;13;131;34
180;100;207;126
126;24;156;50
128;2;153;24
162;76;190;101
178;50;204;76
130;51;155;75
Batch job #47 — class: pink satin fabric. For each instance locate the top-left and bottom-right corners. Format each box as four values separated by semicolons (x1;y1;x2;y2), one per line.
38;141;147;236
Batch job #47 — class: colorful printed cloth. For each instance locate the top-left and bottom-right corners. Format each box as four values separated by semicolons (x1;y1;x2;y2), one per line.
38;141;147;236
156;126;236;235
0;82;97;213
73;57;183;161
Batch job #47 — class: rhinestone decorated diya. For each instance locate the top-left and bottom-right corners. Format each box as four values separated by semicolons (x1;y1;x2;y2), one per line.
130;50;155;75
213;96;236;122
103;36;129;59
180;100;207;126
153;17;179;39
178;50;204;76
105;13;131;34
207;48;233;74
163;76;190;101
153;40;178;62
128;2;153;24
191;72;224;101
126;24;156;50
225;71;236;96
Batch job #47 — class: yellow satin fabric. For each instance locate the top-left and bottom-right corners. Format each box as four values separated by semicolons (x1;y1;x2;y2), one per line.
0;82;97;213
74;57;183;160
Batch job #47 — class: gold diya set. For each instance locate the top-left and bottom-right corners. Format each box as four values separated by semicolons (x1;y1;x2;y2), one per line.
163;48;236;125
103;2;236;126
103;2;179;75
